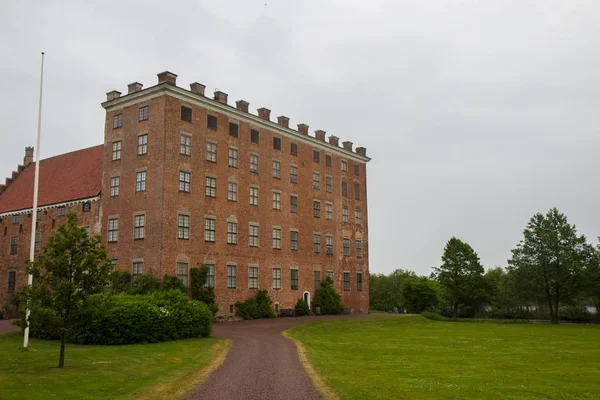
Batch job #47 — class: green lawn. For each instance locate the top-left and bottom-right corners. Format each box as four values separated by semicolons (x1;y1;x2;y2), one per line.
287;316;600;400
0;332;228;400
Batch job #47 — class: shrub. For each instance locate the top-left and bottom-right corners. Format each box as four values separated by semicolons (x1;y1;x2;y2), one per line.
421;311;450;321
313;277;344;315
162;275;187;293
109;270;132;293
295;298;310;316
235;290;275;320
130;274;161;295
190;266;218;315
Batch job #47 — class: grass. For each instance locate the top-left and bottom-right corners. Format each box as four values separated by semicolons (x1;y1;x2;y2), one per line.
0;332;229;400
287;316;600;400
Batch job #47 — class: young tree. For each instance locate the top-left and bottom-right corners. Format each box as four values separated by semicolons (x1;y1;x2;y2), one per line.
190;265;218;315
402;277;440;313
313;277;344;315
24;213;112;367
431;237;488;317
508;208;597;323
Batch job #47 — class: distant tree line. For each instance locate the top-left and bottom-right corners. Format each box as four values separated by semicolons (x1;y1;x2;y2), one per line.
370;208;600;323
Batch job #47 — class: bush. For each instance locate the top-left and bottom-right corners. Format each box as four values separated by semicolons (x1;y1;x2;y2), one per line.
235;290;275;320
130;274;161;295
162;275;187;293
190;266;218;315
295;298;310;316
421;311;450;321
313;277;344;315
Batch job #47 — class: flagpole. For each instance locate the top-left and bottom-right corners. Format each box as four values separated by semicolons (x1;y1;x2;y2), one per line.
23;51;45;349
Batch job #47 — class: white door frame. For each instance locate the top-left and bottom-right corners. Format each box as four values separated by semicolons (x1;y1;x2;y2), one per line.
303;291;311;309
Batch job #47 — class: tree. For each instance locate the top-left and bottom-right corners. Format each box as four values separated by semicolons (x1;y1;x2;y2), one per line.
431;237;488;318
162;274;187;293
24;213;112;367
508;208;597;323
402;277;440;313
190;265;218;315
369;269;416;312
313;277;344;315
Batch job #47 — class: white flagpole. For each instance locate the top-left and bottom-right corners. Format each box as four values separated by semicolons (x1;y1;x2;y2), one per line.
23;52;45;349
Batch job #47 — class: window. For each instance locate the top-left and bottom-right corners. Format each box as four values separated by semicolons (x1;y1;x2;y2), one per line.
251;129;259;143
113;113;123;129
354;163;360;176
272;191;281;210
343;237;350;256
181;106;192;122
205;264;215;288
178;214;190;240
8;271;16;293
229;122;238;137
205;176;216;197
228;147;238;168
249;187;259;206
272;161;281;179
326;175;332;192
227;221;237;244
313;234;321;254
342;180;348;197
249;266;259;289
344;272;351;291
228;181;238;202
290;230;298;251
326;154;332;167
327;270;334;281
325;203;333;220
313;172;320;190
290;165;298;183
313;200;320;218
108;218;118;242
36;211;41;221
11;215;19;224
110;176;120;197
180;135;191;156
357;273;363;291
342;207;349;223
249;224;259;247
341;160;347;171
204;217;216;242
138;106;149;121
179;171;191;192
136;171;146;192
291;269;298;290
326;235;333;255
134;214;145;240
356;239;363;258
314;270;321;289
355;183;361;200
227;264;237;288
34;232;41;252
272;268;281;289
56;206;66;217
82;202;91;213
112;141;121;161
273;136;281;150
290;195;298;213
290;143;298;156
177;262;189;287
207;114;217;130
272;228;281;249
137;134;148;155
313;150;320;163
132;262;143;277
10;236;18;254
206;142;217;162
250;154;259;173
355;209;361;225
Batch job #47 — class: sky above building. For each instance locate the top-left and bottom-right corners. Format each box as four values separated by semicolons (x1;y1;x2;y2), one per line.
1;0;599;276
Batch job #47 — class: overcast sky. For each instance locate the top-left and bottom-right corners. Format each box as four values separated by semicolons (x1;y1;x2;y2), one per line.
1;1;599;276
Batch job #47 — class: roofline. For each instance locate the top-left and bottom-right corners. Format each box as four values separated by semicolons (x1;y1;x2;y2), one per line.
0;195;100;218
30;144;104;164
102;83;371;163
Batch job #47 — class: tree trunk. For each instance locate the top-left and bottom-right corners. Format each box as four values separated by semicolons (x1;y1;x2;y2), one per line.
58;333;66;368
543;273;555;323
552;284;560;324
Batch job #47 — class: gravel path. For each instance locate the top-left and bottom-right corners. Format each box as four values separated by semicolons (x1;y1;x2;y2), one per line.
186;314;396;400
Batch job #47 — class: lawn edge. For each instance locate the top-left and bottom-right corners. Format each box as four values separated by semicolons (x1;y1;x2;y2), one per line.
282;330;340;400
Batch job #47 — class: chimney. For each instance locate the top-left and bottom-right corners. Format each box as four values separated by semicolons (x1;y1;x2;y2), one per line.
214;91;228;105
328;136;339;146
342;141;354;152
356;147;367;157
277;116;290;128
297;123;309;135
257;107;271;121
315;130;326;142
24;147;34;166
127;82;143;94
157;71;177;85
190;82;206;96
106;90;121;101
236;100;249;112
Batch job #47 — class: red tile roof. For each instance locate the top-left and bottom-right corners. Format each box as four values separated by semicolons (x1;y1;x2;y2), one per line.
0;145;103;214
